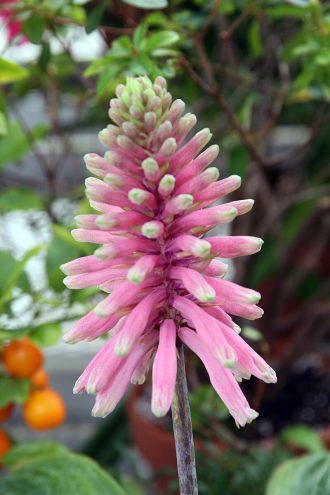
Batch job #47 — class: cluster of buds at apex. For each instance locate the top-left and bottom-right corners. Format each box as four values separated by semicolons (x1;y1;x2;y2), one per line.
62;76;276;428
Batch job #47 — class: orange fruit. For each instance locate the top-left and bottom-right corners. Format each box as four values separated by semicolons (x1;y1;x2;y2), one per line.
0;429;12;459
22;388;66;431
30;368;49;389
3;337;43;378
0;403;14;423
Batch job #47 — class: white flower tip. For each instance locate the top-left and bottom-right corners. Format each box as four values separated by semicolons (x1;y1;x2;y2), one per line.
131;375;146;385
158;174;176;195
232;174;242;186
96;215;116;229
62;276;73;289
233;323;241;334
104;173;123;187
219;207;238;222
161;137;177;156
127;268;144;284
60;263;69;275
192;240;211;257
114;340;130;357
198;291;216;303
263;368;277;384
141;221;164;239
248;291;261;304
176;194;194;209
128;188;147;205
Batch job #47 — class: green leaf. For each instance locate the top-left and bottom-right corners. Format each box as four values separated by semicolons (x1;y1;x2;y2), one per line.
0;251;29;298
29;322;62;347
248;20;263;57
144;30;179;51
0;121;48;168
0;375;30;408
86;3;106;34
0;112;7;136
0;188;43;212
38;43;51;72
280;425;325;453
3;442;69;469
121;0;168;9
64;6;86;24
0;59;29;84
228;145;248;179
266;453;330;495
0;443;126;495
46;229;80;292
133;24;148;49
22;16;45;44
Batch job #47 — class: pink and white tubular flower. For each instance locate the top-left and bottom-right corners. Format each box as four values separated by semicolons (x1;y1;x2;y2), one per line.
61;76;277;427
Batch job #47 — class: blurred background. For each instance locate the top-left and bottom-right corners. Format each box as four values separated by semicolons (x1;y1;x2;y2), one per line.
0;1;329;494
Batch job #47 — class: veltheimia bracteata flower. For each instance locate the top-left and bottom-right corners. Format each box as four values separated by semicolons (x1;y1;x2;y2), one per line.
61;76;277;427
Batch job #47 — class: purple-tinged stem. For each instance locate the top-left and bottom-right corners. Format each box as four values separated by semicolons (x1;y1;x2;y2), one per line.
171;344;198;495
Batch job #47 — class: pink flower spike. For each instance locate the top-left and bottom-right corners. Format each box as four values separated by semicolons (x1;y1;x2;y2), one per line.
63;76;275;423
151;319;177;417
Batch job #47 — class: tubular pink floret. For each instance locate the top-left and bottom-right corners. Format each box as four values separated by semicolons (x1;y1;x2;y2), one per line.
151;319;177;417
63;76;275;426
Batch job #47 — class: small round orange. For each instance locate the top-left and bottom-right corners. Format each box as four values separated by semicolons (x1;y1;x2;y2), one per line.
0;403;15;423
30;368;49;389
0;429;12;458
22;388;66;431
3;337;43;378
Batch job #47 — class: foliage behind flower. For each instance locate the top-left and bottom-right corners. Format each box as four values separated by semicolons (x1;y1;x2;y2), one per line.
61;76;276;427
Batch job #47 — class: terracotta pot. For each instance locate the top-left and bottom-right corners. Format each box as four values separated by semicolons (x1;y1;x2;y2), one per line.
126;386;177;493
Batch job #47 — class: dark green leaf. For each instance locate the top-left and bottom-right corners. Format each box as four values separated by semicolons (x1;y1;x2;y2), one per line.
248;20;263;57
0;59;29;84
0;375;30;408
46;228;80;292
228;145;248;179
22;16;45;44
86;3;106;34
38;43;51;72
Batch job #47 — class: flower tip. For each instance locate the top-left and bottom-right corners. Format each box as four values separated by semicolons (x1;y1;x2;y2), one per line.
114;342;130;357
151;404;168;418
233;323;241;334
141;221;164;239
128;188;147;205
60;262;69;275
127;268;144;284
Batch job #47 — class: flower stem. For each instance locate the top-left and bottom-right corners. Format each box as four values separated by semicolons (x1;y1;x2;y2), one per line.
171;344;198;495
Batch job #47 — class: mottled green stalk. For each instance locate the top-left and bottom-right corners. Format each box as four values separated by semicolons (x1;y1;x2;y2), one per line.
171;345;198;495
